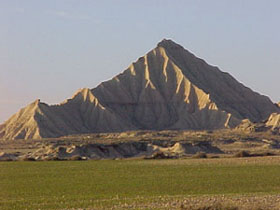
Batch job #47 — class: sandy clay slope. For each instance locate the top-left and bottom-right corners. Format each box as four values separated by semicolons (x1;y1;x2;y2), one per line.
0;39;279;139
237;112;280;134
265;113;280;134
0;89;133;139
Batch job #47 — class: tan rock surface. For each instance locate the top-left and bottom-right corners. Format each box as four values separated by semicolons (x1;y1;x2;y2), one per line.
266;113;280;127
266;113;280;134
0;39;278;139
237;112;280;134
1;129;280;160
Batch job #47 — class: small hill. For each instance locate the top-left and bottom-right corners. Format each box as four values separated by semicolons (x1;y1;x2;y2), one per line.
0;39;279;139
0;89;133;139
236;112;280;134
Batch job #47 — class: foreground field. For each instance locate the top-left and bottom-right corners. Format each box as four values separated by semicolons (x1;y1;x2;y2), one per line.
1;157;280;209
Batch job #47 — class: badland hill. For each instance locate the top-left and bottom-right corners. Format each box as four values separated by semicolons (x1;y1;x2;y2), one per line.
1;39;279;139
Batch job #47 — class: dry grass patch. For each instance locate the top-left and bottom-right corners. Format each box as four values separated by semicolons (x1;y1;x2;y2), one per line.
181;202;238;210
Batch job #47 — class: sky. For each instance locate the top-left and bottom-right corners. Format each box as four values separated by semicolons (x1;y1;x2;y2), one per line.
0;0;279;123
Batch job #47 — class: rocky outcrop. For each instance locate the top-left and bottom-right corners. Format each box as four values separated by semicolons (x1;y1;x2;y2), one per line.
0;39;278;139
236;113;280;134
235;119;268;133
2;141;222;161
266;113;280;134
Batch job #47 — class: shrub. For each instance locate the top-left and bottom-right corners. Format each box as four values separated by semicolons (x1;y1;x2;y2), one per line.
0;158;14;161
234;151;276;158
145;151;175;159
22;157;36;161
192;152;207;159
69;155;85;161
43;156;65;161
255;152;275;157
233;151;251;158
210;155;220;159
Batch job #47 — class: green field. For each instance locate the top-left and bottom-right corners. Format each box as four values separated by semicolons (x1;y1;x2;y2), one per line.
1;158;280;209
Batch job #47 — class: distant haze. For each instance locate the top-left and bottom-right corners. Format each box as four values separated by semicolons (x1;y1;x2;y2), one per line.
1;0;279;123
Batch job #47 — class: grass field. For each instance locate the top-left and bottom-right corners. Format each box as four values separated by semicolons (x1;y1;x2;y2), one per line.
1;157;280;209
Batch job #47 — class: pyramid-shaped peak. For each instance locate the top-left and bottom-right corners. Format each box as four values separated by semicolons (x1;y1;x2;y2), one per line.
31;99;40;104
1;39;279;140
28;99;41;108
157;39;183;50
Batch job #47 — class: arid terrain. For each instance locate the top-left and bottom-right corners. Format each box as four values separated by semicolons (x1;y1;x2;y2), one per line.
1;40;279;162
1;40;280;209
1;129;280;161
1;40;279;140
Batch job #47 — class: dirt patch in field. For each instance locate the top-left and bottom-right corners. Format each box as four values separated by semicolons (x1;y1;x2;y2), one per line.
75;194;280;209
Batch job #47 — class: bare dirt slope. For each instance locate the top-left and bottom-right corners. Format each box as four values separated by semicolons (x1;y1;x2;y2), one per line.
1;39;278;139
266;113;280;129
237;112;280;134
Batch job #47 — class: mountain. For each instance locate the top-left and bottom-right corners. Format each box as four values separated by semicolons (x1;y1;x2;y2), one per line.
0;39;279;139
0;89;134;139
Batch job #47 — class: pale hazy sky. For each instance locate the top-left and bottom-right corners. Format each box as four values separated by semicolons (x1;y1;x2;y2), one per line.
0;0;279;123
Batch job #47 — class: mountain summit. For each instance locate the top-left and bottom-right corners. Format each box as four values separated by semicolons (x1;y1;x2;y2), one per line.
1;39;279;139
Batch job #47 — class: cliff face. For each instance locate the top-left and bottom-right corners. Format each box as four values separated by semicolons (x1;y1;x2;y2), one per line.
1;39;278;139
